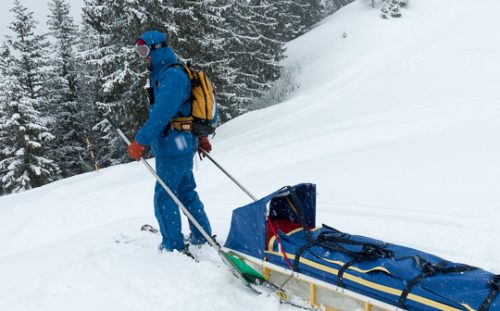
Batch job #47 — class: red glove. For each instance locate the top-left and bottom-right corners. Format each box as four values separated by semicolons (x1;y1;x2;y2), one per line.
128;140;145;161
198;136;212;156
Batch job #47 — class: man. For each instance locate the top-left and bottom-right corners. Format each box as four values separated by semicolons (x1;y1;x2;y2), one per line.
127;30;213;253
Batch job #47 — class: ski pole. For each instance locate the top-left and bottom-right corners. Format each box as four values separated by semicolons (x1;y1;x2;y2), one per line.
199;149;257;201
106;118;265;287
106;119;217;249
198;149;294;270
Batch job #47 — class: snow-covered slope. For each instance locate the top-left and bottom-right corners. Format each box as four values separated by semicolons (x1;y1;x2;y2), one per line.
1;0;499;310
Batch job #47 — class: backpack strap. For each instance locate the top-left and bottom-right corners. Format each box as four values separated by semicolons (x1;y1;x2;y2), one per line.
165;63;195;86
165;62;186;73
159;63;193;134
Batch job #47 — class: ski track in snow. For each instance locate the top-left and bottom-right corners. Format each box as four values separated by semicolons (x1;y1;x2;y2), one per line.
1;0;500;310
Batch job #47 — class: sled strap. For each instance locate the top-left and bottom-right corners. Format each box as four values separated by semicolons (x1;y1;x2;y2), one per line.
337;257;363;288
336;244;393;288
398;260;478;309
285;186;310;236
478;275;500;311
292;240;322;273
321;224;344;234
292;237;391;283
316;229;394;264
318;228;389;248
266;213;293;270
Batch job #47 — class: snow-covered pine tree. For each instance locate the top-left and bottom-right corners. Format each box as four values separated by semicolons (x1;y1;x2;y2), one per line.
270;0;353;43
321;0;355;18
0;43;59;194
0;45;9;196
281;0;323;38
8;0;50;102
380;0;408;18
0;0;60;194
46;0;93;177
221;1;263;118
169;0;207;64
381;0;402;18
199;0;239;123
270;0;303;42
76;23;116;168
128;0;176;34
398;0;409;8
247;0;285;84
299;0;324;30
169;0;237;122
220;0;285;119
269;0;349;43
81;0;152;165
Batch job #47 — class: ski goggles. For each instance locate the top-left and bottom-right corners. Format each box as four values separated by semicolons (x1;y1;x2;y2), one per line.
135;41;168;58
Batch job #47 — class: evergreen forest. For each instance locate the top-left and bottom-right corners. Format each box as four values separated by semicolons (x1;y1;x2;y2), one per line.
0;0;364;195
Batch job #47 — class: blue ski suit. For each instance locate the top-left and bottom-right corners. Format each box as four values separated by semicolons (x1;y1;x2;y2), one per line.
134;31;211;251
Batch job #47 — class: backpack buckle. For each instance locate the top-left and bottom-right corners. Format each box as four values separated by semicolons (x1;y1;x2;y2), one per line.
180;122;192;131
171;116;193;132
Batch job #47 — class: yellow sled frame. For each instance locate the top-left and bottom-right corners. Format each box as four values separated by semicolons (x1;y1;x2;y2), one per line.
224;247;398;311
224;246;478;311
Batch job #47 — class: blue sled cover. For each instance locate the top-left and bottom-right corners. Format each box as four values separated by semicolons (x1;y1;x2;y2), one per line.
224;183;499;311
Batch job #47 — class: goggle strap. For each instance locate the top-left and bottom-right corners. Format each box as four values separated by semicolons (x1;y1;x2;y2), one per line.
150;41;168;51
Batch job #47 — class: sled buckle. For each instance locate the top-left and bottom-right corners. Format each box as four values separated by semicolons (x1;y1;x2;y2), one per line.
421;262;439;277
276;289;289;302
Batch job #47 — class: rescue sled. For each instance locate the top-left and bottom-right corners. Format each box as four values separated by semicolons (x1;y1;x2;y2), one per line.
223;183;500;311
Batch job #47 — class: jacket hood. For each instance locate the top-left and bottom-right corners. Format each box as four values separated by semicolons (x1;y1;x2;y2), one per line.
138;30;177;71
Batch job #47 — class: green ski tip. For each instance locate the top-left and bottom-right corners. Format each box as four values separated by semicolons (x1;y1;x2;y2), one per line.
225;253;266;284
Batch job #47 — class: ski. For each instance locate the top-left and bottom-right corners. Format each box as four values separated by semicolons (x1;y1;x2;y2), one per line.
109;122;269;298
249;280;317;310
139;224;308;307
179;246;199;262
141;224;159;234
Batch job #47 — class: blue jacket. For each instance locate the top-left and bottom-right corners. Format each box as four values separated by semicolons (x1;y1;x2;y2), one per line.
134;35;197;157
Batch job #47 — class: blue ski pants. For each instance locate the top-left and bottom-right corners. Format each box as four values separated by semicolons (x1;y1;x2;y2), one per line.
154;154;211;251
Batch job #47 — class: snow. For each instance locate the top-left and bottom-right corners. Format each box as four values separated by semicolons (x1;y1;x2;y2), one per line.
1;0;500;310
